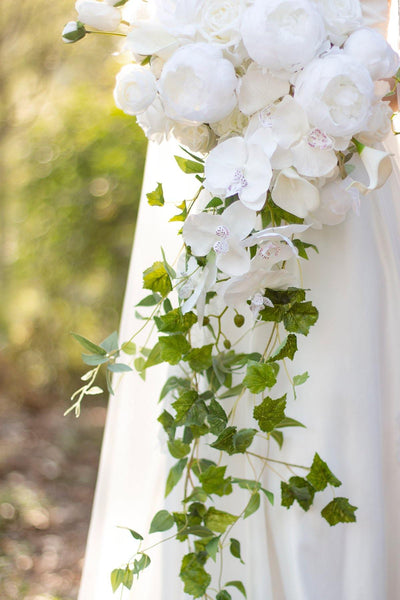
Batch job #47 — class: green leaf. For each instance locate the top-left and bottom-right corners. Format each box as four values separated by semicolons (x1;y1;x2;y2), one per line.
108;363;133;373
154;309;197;334
82;353;108;366
281;477;315;512
133;553;151;575
186;399;208;428
205;507;237;533
159;335;191;365
175;155;204;174
145;343;163;368
321;497;358;526
219;384;245;399
210;426;236;454
277;417;306;429
180;525;214;538
71;332;106;355
180;553;211;598
147;182;164;206
127;528;143;541
232;478;261;492
205;536;220;561
143;261;172;297
121;341;137;355
244;492;261;519
217;592;232;600
170;200;187;223
167;439;191;459
185;344;213;372
229;538;244;564
184;487;208;504
159;376;190;401
100;331;119;353
172;390;198;424
136;293;162;307
192;459;216;478
293;372;310;387
199;465;232;497
207;399;228;435
113;0;129;6
121;567;133;589
270;430;284;448
149;510;174;534
226;580;247;598
111;569;125;593
307;453;342;491
243;362;279;394
232;429;256;454
253;395;287;433
206;197;223;209
284;302;319;336
165;458;188;497
261;488;274;505
160;247;176;280
269;334;298;362
292;239;319;260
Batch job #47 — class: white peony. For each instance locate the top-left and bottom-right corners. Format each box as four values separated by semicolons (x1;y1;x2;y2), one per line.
210;107;249;140
113;65;157;116
344;28;400;81
358;102;392;145
158;43;238;124
75;0;121;31
295;53;374;137
136;97;173;143
154;0;201;37
241;0;326;73
172;123;216;153
313;0;363;45
125;22;178;57
306;178;356;228
198;0;246;47
238;64;290;116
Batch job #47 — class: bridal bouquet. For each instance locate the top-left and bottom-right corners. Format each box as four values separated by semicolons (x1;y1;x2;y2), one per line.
63;0;399;597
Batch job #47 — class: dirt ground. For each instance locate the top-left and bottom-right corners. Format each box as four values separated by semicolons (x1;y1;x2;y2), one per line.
0;397;105;600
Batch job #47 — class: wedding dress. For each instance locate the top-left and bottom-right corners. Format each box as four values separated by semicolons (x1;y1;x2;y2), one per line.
78;2;400;599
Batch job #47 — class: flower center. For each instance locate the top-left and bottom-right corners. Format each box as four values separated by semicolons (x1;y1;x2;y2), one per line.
258;242;281;259
213;239;230;255
259;104;276;128
215;225;230;238
227;169;248;196
307;128;334;150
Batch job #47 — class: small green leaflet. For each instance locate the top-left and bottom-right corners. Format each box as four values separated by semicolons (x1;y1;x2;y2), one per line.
165;458;187;497
206;536;220;561
243;361;280;393
71;332;106;355
321;497;357;526
216;591;232;600
147;182;164;206
133;553;151;575
230;538;244;564
108;363;133;373
149;510;174;533
121;341;136;355
292;239;319;260
243;492;261;519
82;354;108;366
143;261;172;297
293;372;310;387
110;568;133;593
226;580;247;598
281;477;315;511
180;553;211;598
175;155;204;174
306;453;342;491
253;395;287;433
269;334;298;361
205;507;238;533
100;331;119;353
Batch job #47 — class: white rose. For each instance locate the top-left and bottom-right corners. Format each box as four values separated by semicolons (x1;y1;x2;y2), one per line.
241;0;326;73
136;98;174;143
313;0;362;46
344;28;400;81
198;0;246;48
172;123;216;153
295;53;374;137
158;43;238;124
210;107;249;140
113;65;157;116
75;0;121;31
358;102;392;145
154;0;201;37
62;21;86;43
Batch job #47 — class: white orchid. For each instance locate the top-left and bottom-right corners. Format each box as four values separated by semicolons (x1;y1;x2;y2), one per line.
177;256;217;324
204;137;272;211
182;201;256;276
272;168;320;218
243;224;310;250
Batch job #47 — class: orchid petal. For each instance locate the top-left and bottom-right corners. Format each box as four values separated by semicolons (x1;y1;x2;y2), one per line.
183;213;222;256
222;201;257;240
238;64;290;116
204;137;247;197
216;238;250;276
271;96;309;149
272;168;320;218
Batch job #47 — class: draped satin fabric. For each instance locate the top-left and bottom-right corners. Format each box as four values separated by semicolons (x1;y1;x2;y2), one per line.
78;2;400;598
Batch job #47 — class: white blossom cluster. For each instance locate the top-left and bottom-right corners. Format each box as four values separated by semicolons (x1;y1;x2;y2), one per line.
63;0;399;317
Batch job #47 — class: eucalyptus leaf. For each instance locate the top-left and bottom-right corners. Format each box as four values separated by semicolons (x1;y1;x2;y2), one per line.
71;332;106;355
100;331;119;353
82;353;109;366
107;363;133;373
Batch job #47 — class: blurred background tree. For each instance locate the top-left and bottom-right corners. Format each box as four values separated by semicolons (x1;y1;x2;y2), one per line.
0;1;146;598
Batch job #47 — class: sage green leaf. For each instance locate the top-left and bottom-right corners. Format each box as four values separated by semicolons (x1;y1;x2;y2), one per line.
147;182;164;206
111;569;125;593
121;341;137;355
277;417;306;429
121;567;133;589
100;331;119;353
217;592;232;600
229;538;244;564
165;458;187;497
261;488;274;505
175;155;204;174
281;477;315;511
127;528;143;541
108;363;133;373
206;536;220;561
307;453;342;491
154;309;197;334
199;465;232;497
205;507;238;533
232;478;261;492
82;353;108;366
226;580;247;598
219;384;245;399
207;399;228;435
180;553;211;598
292;239;318;260
136;293;162;307
321;497;357;526
284;302;319;336
233;429;256;453
159;335;191;365
269;334;298;361
149;510;174;533
159;376;190;401
167;439;191;459
185;344;213;372
244;492;261;519
210;426;236;454
143;261;172;297
271;430;284;448
253;395;287;433
145;342;162;368
180;525;214;538
243;362;279;393
184;487;208;504
133;553;151;575
293;372;310;386
71;332;106;355
161;247;176;280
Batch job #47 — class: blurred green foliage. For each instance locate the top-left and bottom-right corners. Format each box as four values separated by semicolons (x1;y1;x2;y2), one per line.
0;0;146;408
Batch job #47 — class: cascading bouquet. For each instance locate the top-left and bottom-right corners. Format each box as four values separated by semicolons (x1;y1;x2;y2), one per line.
63;0;400;597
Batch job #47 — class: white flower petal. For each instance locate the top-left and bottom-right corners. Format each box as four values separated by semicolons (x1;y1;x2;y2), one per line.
272;168;320;218
238;63;290;116
271;96;309;149
183;213;222;256
222;201;257;240
291;139;338;177
349;146;393;195
216;238;250;276
204;137;247;196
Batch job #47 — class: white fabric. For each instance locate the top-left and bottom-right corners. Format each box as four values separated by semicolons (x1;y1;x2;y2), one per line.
79;1;400;598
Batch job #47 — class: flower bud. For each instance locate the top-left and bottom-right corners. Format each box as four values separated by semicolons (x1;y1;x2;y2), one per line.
234;314;245;328
224;340;232;350
75;0;121;32
62;21;86;44
202;316;210;327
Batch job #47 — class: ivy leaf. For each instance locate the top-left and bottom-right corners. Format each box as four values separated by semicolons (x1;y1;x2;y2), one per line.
184;487;208;504
175;155;204;174
270;430;284;448
253;395;287;433
185;344;213;372
149;510;174;533
284;302;319;336
217;591;232;600
293;372;310;387
219;384;245;399
207;399;228;435
199;465;232;497
154;309;197;334
243;362;279;393
159;335;191;365
121;567;133;589
277;417;306;429
159;376;190;401
261;488;274;505
71;332;106;355
127;528;143;541
206;536;220;561
158;411;176;441
206;197;223;209
205;507;238;533
185;399;208;428
281;477;315;512
232;478;261;493
232;429;256;454
226;580;247;598
244;492;261;519
100;331;119;353
180;526;214;538
321;498;358;526
210;426;236;454
180;553;211;598
172;390;199;424
307;453;342;491
147;182;164;206
170;200;187;223
165;458;187;497
143;261;172;297
167;439;191;459
269;334;298;362
229;538;244;564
